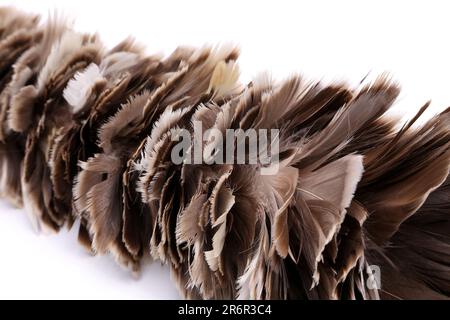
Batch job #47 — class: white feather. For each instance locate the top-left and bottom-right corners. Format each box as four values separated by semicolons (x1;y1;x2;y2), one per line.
63;63;104;113
100;51;140;77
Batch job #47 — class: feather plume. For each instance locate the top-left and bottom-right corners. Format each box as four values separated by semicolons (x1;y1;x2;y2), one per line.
0;7;449;300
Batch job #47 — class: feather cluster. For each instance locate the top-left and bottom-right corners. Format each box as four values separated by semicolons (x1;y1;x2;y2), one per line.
0;7;449;300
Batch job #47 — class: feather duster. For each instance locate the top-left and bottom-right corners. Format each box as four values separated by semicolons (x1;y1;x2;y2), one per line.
0;7;449;300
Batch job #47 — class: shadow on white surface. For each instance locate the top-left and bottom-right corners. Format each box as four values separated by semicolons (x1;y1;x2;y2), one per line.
0;199;180;299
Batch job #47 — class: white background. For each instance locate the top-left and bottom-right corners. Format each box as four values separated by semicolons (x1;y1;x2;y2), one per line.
0;0;449;299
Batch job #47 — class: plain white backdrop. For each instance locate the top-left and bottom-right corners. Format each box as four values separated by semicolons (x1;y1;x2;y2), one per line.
0;0;449;299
